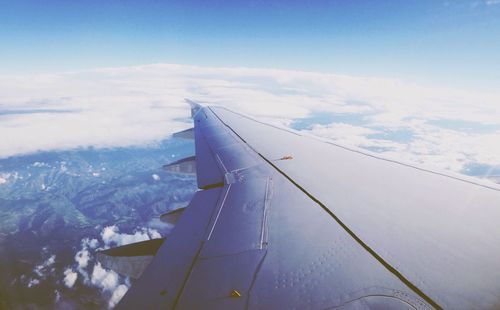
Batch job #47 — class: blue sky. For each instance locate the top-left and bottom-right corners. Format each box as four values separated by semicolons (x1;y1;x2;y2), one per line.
1;0;500;90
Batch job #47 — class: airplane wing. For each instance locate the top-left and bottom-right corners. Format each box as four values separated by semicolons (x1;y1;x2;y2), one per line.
114;102;500;309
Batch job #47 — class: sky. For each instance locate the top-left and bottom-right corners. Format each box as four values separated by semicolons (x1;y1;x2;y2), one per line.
1;63;500;178
1;2;500;307
1;0;500;179
1;0;500;90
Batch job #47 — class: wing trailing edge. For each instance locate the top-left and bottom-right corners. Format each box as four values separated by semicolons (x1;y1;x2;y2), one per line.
96;238;166;279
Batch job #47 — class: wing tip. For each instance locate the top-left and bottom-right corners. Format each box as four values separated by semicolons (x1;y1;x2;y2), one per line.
184;98;202;117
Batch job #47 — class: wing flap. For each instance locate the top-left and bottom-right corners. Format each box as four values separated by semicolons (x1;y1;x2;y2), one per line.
162;156;196;174
194;124;225;188
96;239;165;279
117;187;223;309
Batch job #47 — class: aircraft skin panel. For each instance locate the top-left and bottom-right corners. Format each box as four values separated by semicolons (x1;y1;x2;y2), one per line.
117;104;500;309
246;169;427;309
199;177;270;258
117;186;223;309
194;124;224;188
143;106;430;309
211;106;500;309
176;250;266;310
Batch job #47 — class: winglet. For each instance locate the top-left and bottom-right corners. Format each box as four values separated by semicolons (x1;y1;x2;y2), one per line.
185;99;202;118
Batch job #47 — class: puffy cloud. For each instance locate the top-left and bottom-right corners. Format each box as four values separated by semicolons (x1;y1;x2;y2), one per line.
27;278;40;288
101;225;161;247
0;172;21;184
46;254;56;266
72;237;100;285
61;225;161;308
63;268;78;288
75;248;90;270
149;229;162;239
74;238;99;271
109;285;129;309
83;238;99;249
54;290;61;303
152;174;160;181
91;263;119;292
33;254;56;279
101;225;118;246
90;262;132;308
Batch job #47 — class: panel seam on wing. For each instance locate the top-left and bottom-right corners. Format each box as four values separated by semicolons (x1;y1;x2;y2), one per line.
214;107;500;192
208;106;443;310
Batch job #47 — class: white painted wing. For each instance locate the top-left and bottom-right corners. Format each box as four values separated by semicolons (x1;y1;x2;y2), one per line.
117;104;500;310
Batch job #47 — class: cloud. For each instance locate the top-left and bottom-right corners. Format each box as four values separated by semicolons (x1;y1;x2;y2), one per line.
71;238;101;285
54;290;61;303
0;172;21;185
109;285;129;308
74;238;99;273
486;0;500;5
63;268;78;288
60;225;161;308
28;278;40;288
75;248;90;270
84;238;99;249
46;254;56;266
1;63;499;176
33;254;56;279
309;123;378;145
149;229;162;239
91;263;119;292
101;225;162;247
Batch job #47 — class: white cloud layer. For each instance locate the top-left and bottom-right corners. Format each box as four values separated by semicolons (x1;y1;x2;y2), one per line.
1;63;500;175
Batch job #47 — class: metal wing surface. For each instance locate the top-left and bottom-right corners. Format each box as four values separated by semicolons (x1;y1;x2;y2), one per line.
117;103;500;310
